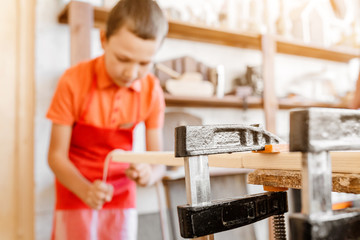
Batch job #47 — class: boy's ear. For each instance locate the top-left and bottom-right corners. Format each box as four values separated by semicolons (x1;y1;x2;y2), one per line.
100;30;107;49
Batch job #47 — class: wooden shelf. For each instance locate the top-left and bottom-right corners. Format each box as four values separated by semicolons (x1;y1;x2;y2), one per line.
58;1;355;118
165;93;348;109
277;98;348;109
277;37;360;62
164;94;263;108
58;4;360;63
167;20;261;50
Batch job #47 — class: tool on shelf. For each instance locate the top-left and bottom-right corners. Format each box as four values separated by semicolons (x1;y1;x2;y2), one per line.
155;61;215;97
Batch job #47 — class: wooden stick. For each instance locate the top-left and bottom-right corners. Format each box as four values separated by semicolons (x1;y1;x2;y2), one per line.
111;151;360;174
155;63;181;79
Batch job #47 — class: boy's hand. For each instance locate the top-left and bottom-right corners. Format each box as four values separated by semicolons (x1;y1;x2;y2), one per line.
125;163;152;187
82;180;114;210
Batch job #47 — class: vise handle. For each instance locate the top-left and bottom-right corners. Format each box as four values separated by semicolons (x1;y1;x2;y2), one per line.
178;191;287;238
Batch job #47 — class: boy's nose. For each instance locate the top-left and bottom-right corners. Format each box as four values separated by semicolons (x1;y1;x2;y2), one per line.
123;64;138;80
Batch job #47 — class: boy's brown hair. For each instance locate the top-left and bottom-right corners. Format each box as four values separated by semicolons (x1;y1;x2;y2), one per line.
106;0;168;40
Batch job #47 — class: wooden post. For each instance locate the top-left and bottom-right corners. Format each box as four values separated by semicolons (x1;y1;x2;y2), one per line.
0;0;35;239
69;1;93;65
261;34;278;134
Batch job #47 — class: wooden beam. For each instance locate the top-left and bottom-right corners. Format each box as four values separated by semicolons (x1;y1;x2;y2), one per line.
69;1;93;65
165;94;263;108
17;0;35;239
261;34;278;133
111;151;360;174
0;2;17;238
0;0;35;239
248;169;360;194
112;152;360;194
277;37;360;62
168;20;261;50
248;170;301;189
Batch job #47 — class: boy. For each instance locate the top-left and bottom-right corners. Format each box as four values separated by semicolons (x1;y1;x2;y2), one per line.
47;0;168;239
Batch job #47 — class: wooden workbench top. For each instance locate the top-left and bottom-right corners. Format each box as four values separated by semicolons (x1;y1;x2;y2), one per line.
111;151;360;174
111;151;360;193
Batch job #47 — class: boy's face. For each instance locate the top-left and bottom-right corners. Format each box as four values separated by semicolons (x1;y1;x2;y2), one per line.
101;27;160;88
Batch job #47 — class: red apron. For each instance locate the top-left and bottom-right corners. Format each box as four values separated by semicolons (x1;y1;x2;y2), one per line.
52;69;140;240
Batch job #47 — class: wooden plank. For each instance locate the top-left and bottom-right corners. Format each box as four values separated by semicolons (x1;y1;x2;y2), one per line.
261;34;278;133
111;151;360;174
168;20;262;50
248;170;301;189
278;98;348;109
332;173;360;194
164;94;349;109
248;169;360;194
17;0;35;239
277;37;360;63
58;5;262;49
0;2;18;238
165;93;263;108
69;1;93;65
0;0;35;239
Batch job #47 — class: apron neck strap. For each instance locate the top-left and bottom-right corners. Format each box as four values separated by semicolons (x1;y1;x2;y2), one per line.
79;60;142;127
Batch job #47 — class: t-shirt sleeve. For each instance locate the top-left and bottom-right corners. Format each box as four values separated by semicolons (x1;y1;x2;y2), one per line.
46;70;76;126
144;79;165;129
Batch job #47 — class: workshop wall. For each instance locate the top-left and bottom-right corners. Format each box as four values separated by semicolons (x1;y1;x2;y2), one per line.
35;0;359;239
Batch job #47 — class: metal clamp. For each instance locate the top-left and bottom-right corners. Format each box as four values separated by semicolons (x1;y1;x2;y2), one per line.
175;124;286;239
289;108;360;240
178;191;287;238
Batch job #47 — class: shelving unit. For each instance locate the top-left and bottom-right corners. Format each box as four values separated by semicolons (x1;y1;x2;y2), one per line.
58;4;359;62
58;1;359;132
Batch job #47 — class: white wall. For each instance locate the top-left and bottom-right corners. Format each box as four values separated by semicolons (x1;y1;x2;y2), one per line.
35;0;359;239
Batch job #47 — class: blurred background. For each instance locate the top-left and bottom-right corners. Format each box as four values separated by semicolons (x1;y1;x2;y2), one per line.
1;0;360;239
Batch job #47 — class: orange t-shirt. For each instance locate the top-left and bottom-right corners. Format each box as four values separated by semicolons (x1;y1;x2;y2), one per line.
46;55;165;129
